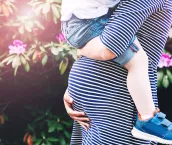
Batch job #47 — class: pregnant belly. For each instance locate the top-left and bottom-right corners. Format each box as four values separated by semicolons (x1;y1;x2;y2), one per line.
68;57;132;114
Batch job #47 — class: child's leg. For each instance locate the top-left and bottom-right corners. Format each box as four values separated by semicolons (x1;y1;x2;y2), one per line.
124;41;155;119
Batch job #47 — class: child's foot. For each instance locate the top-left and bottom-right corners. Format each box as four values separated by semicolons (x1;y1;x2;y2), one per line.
131;109;172;144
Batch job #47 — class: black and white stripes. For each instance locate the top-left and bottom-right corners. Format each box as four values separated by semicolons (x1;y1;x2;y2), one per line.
68;0;172;144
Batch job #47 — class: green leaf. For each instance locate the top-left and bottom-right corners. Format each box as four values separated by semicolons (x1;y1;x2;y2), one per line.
8;2;17;11
12;33;18;39
64;130;71;139
51;47;60;55
20;55;27;65
40;46;46;52
59;58;68;75
162;75;169;88
47;137;59;142
24;62;30;72
8;6;13;13
51;5;60;24
166;69;172;83
12;55;21;68
14;65;19;76
27;21;34;28
62;121;73;127
157;70;164;87
48;123;57;133
19;25;25;34
27;48;35;57
41;132;46;139
51;4;60;18
59;137;66;145
34;20;45;30
53;13;58;24
45;108;51;115
1;55;15;64
42;2;50;14
57;124;64;131
34;115;45;122
44;43;51;48
34;4;44;15
42;54;48;66
29;1;43;7
23;54;30;61
25;24;32;32
28;124;34;132
34;139;42;145
46;141;52;145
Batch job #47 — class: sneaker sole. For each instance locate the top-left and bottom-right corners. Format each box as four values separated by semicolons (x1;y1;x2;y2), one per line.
131;127;172;144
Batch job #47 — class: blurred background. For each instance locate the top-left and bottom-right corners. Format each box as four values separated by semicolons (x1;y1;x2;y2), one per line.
0;0;172;145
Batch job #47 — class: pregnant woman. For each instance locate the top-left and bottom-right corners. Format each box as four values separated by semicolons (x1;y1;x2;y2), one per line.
63;0;172;144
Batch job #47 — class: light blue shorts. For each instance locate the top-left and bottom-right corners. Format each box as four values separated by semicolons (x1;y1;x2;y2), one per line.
61;9;139;66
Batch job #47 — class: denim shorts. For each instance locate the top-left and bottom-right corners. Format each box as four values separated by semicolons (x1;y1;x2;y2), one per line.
61;10;139;66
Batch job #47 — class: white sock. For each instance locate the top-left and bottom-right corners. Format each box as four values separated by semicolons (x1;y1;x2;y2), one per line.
141;114;153;120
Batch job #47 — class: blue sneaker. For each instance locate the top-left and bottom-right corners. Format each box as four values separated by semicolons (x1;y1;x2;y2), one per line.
131;109;172;144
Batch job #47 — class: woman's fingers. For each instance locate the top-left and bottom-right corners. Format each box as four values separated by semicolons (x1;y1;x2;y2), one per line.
63;88;87;117
64;98;86;117
77;120;90;131
72;116;90;122
63;88;91;130
67;108;85;117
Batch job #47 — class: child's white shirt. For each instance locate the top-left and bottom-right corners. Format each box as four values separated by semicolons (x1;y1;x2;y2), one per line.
61;0;120;21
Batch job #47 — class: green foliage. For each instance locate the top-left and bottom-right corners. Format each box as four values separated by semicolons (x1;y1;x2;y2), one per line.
0;0;17;17
24;108;73;145
6;15;45;41
29;0;62;24
157;51;172;88
158;68;172;88
0;0;76;77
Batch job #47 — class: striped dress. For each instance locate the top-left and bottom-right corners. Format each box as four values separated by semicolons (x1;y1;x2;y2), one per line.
68;0;172;144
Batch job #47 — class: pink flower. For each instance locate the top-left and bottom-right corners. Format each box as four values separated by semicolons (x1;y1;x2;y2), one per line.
158;52;172;68
9;40;26;54
56;33;66;42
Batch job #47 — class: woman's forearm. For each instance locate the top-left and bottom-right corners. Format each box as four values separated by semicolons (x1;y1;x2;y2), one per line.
78;36;116;60
78;36;142;61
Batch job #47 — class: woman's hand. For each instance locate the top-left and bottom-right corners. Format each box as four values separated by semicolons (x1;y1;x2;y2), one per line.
63;88;91;131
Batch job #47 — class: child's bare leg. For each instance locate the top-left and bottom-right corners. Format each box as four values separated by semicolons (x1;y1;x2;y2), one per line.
78;36;155;120
124;41;155;119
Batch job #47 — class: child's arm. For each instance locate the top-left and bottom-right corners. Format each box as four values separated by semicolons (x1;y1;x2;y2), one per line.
77;36;142;61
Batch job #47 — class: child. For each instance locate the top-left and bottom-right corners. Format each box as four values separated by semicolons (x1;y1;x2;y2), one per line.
61;0;172;144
